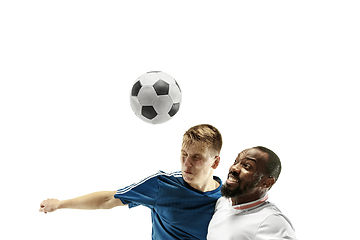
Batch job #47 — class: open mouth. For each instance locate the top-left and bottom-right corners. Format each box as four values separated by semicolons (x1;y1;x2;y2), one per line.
228;175;239;183
226;173;239;185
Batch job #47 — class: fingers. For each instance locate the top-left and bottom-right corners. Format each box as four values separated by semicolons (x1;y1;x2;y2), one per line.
39;206;47;213
39;198;54;214
39;208;47;214
39;201;47;213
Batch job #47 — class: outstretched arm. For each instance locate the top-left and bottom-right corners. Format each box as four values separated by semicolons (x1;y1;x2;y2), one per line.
39;191;125;213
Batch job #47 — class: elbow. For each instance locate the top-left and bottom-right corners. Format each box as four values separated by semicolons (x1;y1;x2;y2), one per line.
101;196;114;209
101;194;123;209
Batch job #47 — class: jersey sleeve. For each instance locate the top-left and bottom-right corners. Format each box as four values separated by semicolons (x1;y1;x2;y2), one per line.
255;214;297;240
114;172;160;209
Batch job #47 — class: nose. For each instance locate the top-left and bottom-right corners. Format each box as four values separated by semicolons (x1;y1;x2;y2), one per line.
230;162;240;173
183;156;193;168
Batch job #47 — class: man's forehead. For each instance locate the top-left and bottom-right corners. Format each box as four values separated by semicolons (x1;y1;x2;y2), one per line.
238;148;267;160
239;149;247;156
238;149;251;157
182;141;209;152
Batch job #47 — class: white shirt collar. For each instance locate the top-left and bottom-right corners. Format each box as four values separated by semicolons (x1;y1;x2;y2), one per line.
229;194;269;212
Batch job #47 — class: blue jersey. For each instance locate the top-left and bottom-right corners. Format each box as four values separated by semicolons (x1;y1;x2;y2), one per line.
114;171;222;240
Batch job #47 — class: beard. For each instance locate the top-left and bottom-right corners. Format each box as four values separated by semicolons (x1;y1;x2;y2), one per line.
221;172;262;198
221;183;247;198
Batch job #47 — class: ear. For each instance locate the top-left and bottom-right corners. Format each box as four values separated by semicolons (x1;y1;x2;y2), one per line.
263;177;275;189
211;156;220;169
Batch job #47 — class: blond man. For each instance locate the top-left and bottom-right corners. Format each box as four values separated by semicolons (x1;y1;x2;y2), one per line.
40;124;222;240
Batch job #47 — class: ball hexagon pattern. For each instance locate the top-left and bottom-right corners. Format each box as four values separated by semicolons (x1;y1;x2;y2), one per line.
130;71;182;124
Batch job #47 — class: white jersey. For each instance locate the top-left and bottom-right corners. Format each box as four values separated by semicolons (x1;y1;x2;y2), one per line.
207;195;296;240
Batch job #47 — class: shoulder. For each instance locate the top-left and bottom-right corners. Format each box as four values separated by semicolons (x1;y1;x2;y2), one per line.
153;170;183;182
214;196;229;211
157;170;182;178
116;171;175;195
135;170;182;183
156;170;185;187
216;196;228;205
135;170;184;187
260;214;295;230
255;205;296;239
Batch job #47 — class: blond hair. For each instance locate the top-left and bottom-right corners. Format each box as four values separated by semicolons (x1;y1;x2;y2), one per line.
182;124;222;156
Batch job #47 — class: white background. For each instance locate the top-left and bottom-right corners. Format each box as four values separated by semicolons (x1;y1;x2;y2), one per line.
1;1;359;239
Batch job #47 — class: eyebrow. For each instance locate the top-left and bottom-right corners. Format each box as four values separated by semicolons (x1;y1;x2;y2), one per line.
245;157;257;163
182;150;202;156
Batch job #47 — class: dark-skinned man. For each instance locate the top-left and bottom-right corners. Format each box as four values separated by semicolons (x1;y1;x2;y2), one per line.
207;146;296;240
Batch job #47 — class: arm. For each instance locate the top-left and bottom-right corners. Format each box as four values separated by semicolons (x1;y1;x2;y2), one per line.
39;191;126;213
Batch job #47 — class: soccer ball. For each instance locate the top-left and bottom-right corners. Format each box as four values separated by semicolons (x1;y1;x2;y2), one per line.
130;71;182;124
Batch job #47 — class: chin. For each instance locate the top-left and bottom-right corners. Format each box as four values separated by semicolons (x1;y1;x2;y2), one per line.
221;184;244;198
182;173;194;182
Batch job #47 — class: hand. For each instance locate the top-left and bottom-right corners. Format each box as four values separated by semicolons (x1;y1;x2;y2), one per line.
39;198;60;214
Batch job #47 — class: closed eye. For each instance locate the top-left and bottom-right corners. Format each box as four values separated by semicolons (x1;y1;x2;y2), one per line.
242;163;252;170
181;151;188;157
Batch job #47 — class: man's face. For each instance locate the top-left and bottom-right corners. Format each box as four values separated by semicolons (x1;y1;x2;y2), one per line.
180;141;219;188
221;148;269;198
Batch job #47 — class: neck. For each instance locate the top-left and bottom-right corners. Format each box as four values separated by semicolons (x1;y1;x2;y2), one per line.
231;192;267;206
189;178;219;192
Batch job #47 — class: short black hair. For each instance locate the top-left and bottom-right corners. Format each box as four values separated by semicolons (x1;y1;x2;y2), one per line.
254;146;281;182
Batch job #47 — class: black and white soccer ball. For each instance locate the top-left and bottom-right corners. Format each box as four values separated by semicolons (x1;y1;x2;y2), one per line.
130;71;182;124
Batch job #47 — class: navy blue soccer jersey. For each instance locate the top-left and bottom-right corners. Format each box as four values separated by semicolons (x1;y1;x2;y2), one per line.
114;171;222;240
